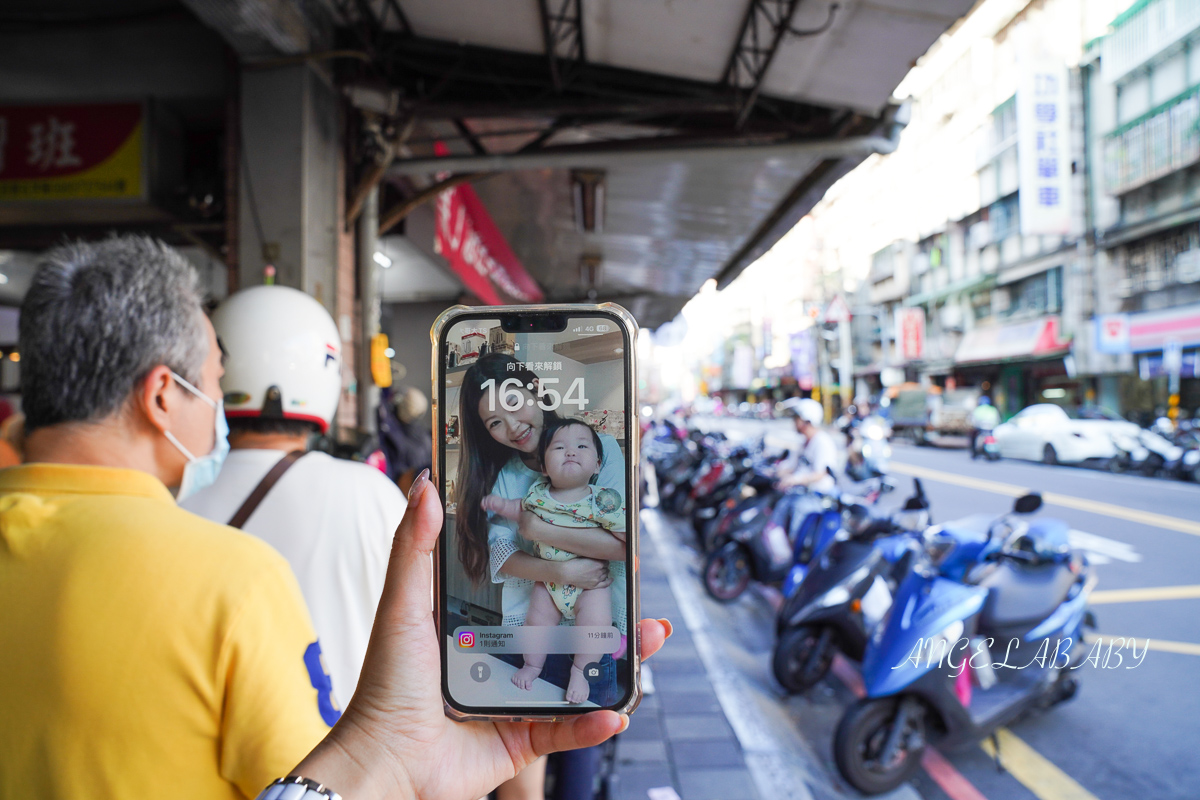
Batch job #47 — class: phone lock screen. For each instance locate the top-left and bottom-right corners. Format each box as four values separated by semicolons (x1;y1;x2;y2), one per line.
437;310;636;715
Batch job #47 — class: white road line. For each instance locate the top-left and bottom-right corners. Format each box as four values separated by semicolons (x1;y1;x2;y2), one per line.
1067;530;1142;564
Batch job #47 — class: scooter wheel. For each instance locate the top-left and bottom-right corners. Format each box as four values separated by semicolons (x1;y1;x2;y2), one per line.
703;543;752;602
772;626;835;694
986;450;1000;462
834;698;926;795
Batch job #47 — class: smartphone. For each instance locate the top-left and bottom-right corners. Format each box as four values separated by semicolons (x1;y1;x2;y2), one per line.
431;304;641;721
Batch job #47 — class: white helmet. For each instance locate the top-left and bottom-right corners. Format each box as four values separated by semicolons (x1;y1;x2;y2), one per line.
212;285;342;434
781;397;824;426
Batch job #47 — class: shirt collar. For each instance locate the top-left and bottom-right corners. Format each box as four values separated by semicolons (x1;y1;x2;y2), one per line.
0;463;176;502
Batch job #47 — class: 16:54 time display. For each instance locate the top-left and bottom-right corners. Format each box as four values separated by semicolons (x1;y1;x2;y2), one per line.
481;377;589;412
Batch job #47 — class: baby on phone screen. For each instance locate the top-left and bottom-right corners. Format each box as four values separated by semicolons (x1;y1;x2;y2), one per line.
482;418;626;703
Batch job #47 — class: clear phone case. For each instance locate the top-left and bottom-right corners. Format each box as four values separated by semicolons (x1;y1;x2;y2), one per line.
430;303;642;722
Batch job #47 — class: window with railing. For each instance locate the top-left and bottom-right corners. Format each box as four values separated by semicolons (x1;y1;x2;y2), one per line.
1105;86;1200;194
1001;267;1062;319
1121;223;1200;294
1102;0;1200;83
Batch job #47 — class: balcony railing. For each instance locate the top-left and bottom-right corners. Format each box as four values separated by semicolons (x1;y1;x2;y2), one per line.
1104;87;1200;195
1102;0;1200;83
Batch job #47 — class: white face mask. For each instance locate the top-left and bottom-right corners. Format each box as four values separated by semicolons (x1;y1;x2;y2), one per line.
164;371;230;502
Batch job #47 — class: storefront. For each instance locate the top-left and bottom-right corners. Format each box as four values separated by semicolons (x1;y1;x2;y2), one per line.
1095;303;1200;422
953;315;1074;417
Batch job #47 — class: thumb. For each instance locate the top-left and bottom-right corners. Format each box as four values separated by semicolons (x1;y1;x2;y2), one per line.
377;470;443;626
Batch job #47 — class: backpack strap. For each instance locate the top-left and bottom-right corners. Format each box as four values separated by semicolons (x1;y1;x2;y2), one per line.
227;450;306;529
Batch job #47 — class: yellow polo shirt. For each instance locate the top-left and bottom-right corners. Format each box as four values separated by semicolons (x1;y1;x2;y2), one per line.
0;464;334;799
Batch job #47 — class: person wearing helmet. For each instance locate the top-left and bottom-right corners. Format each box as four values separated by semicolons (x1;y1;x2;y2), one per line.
777;397;837;493
182;285;407;705
970;395;1001;459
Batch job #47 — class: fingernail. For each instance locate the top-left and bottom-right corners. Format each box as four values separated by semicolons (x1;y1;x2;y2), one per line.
618;714;630;734
657;618;673;639
408;468;430;502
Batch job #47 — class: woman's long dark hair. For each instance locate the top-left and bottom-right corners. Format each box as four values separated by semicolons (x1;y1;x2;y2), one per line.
456;353;561;584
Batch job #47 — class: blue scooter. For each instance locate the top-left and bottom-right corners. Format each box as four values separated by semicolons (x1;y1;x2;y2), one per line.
772;480;931;694
833;493;1097;795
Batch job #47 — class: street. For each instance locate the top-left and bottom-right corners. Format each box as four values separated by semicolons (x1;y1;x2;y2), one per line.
628;418;1200;800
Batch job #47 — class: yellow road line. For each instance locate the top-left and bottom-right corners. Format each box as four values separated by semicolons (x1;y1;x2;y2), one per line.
1090;584;1200;604
1086;634;1200;657
979;728;1099;800
889;461;1200;538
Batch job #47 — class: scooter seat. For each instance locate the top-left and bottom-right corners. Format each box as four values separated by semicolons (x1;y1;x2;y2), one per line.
975;561;1076;632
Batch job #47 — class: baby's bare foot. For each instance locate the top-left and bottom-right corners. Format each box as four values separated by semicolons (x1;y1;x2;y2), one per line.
566;664;591;704
511;662;542;690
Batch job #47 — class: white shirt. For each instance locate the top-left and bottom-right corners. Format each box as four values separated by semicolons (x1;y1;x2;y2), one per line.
779;428;838;493
803;429;839;493
182;449;406;705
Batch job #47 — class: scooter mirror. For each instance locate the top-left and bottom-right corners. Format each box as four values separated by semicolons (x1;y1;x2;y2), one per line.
1013;493;1043;514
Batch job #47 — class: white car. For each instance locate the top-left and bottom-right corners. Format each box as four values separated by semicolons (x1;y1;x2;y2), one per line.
992;404;1119;465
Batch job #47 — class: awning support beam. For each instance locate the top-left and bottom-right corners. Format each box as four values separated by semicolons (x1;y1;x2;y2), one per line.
386;133;896;175
538;0;586;91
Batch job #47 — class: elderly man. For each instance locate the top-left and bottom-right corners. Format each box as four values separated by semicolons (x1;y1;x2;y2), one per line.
0;237;331;799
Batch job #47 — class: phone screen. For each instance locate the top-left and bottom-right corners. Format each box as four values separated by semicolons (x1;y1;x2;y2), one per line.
438;311;634;714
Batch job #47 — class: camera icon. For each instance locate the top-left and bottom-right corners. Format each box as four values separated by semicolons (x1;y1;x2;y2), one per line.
458;631;475;648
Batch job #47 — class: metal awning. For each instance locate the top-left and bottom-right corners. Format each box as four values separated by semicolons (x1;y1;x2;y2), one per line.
322;0;975;325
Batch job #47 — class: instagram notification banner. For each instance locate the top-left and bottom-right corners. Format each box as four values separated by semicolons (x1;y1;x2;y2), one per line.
454;626;621;655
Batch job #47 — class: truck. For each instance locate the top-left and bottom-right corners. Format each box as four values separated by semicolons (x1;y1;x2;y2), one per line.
887;384;980;446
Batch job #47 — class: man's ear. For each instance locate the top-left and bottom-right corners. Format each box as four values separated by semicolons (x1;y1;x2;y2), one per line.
137;365;176;435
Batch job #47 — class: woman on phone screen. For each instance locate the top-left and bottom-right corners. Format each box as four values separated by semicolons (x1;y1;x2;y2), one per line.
455;353;627;707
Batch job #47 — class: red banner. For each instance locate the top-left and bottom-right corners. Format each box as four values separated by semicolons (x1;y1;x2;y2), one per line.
0;103;144;201
432;142;542;305
896;308;926;362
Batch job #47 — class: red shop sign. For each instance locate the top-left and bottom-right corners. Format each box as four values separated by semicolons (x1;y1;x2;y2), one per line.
0;103;144;201
432;143;542;305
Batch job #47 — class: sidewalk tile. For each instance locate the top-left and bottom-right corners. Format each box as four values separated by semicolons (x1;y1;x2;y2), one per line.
622;710;665;741
668;740;746;769
657;691;722;714
614;764;677;800
677;768;758;800
663;713;735;741
616;738;669;763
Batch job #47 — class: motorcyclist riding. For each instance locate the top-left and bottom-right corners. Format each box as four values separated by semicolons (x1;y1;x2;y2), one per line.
970;395;1001;459
778;398;837;493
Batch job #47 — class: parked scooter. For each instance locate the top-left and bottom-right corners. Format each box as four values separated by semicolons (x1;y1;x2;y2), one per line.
702;476;890;603
772;480;932;694
832;493;1096;795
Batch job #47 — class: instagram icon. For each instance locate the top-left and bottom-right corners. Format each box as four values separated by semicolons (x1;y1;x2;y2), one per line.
458;631;475;648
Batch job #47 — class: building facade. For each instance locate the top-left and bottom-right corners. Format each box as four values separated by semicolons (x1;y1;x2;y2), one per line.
1087;0;1200;423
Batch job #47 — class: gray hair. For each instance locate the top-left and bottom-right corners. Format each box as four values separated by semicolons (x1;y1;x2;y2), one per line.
20;235;209;433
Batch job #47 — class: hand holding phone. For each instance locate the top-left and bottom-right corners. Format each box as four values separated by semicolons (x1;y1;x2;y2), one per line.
289;472;670;800
432;304;641;720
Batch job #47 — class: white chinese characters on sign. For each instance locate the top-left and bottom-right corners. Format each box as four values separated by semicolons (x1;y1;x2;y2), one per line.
27;116;82;171
1017;56;1071;235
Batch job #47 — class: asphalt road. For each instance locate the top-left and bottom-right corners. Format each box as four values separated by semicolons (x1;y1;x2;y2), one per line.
665;417;1200;800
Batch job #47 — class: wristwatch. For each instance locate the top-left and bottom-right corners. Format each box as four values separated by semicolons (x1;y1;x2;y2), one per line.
255;776;342;800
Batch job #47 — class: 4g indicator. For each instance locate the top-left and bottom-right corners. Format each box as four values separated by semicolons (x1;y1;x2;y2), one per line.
481;377;589;412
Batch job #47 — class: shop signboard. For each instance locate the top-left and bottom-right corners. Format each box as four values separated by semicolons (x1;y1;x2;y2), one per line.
895;307;925;361
1017;55;1071;235
0;103;144;202
433;143;543;305
789;329;815;390
1095;312;1131;354
1139;349;1197;380
1126;302;1200;352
